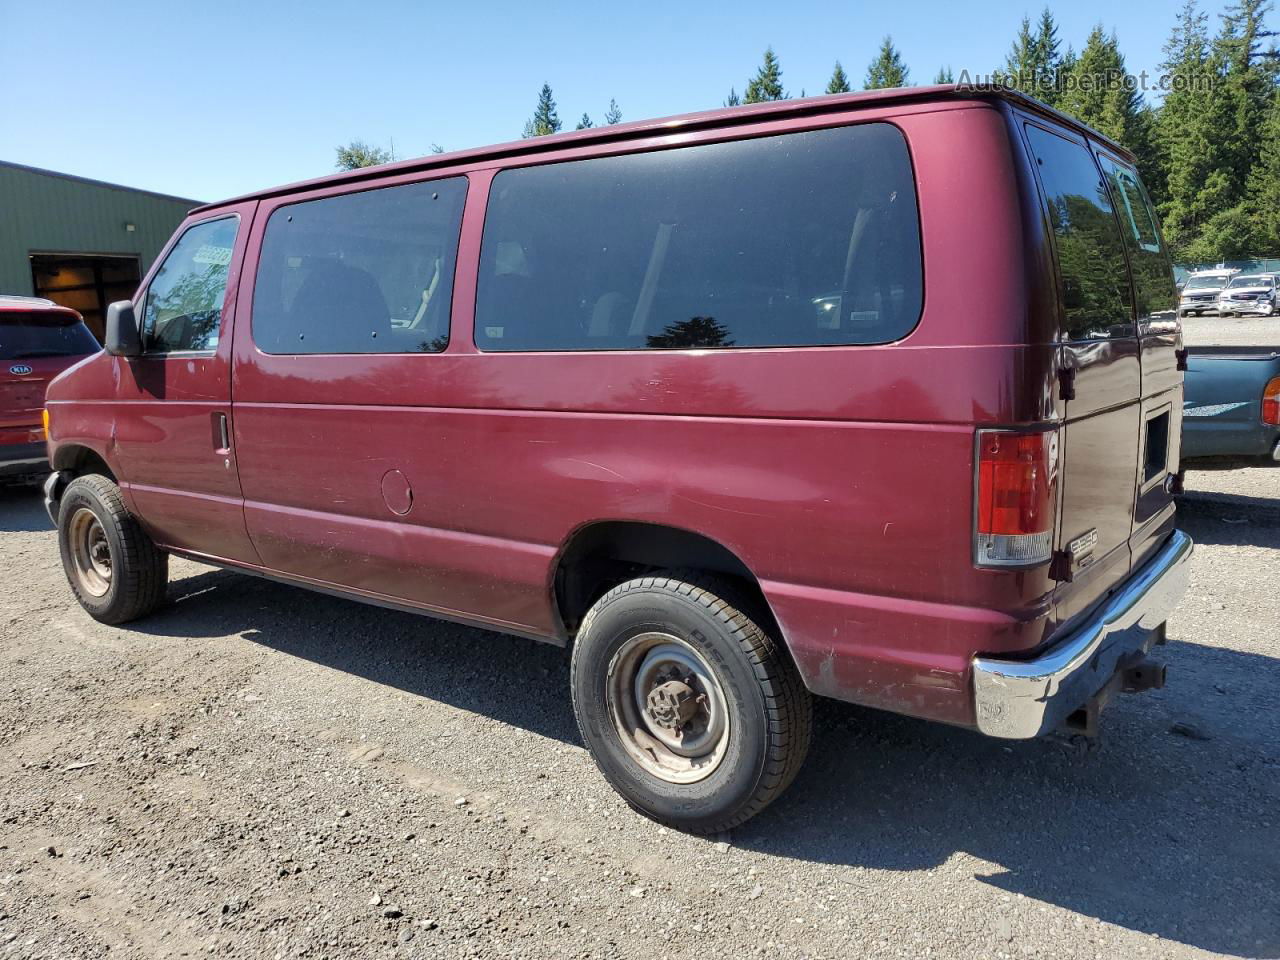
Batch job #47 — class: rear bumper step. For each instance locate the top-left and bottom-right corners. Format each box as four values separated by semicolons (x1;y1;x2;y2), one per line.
972;530;1194;739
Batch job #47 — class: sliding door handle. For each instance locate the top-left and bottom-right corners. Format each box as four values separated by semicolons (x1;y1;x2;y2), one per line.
212;412;230;453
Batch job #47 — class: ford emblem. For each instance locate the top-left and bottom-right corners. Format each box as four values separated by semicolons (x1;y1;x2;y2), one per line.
8;364;33;376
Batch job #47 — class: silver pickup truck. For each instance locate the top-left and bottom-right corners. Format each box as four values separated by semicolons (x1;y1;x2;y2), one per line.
1181;346;1280;468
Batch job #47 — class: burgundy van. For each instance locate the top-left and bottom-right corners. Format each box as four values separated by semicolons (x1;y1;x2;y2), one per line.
42;86;1193;833
1;297;97;482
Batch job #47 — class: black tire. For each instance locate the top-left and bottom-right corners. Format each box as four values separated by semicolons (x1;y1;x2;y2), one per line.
57;474;167;624
570;572;812;834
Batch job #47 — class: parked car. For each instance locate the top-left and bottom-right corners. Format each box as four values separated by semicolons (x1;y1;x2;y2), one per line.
1179;269;1238;316
1;297;98;483
1182;346;1280;467
41;86;1193;833
1216;273;1279;317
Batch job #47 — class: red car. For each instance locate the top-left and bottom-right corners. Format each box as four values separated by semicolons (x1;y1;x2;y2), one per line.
42;86;1193;833
1;297;98;482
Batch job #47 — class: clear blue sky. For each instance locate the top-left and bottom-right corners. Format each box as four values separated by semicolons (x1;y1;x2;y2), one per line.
1;0;1182;204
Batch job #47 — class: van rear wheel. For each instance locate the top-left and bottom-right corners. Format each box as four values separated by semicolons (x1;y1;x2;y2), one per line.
57;474;167;624
570;573;812;834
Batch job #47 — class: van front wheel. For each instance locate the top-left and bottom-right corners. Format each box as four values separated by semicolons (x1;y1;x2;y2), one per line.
570;573;812;834
57;474;168;624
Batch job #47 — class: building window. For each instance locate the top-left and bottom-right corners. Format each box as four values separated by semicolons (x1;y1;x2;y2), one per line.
29;254;141;342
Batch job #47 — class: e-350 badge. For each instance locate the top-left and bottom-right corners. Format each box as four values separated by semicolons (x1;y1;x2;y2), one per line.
1067;528;1099;564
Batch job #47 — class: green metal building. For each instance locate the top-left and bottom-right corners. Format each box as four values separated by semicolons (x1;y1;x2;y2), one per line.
1;161;200;340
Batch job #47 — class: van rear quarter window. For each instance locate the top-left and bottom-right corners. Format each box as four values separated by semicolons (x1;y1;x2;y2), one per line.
474;122;923;352
252;177;467;355
1024;123;1133;341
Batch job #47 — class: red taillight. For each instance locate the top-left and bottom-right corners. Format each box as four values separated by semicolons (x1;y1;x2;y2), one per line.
975;429;1057;567
1263;377;1280;426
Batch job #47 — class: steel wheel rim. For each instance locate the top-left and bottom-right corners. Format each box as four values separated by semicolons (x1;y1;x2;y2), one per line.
605;632;729;784
68;507;111;597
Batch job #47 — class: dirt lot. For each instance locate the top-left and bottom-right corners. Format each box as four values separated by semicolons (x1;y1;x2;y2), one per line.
1180;313;1280;347
0;470;1277;960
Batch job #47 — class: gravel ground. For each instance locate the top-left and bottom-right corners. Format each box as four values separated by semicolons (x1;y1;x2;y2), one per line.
0;471;1277;960
1180;314;1280;347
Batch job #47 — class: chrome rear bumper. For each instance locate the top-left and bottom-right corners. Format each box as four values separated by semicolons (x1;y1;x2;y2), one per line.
972;530;1194;739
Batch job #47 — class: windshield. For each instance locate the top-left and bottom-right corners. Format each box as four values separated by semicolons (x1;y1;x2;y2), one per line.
0;314;99;361
1185;276;1229;290
1227;275;1273;288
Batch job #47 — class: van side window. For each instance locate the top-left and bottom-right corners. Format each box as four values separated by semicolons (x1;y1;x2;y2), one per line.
141;216;239;353
474;123;922;351
1098;156;1179;329
1024;125;1133;341
252;178;467;355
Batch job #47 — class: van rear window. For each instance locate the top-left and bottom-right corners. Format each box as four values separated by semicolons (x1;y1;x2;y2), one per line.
0;314;98;360
1097;155;1179;329
1024;124;1133;341
474;123;923;351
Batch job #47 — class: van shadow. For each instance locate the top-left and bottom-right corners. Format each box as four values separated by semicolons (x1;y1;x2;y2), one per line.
136;563;1280;958
1177;493;1280;549
0;484;53;533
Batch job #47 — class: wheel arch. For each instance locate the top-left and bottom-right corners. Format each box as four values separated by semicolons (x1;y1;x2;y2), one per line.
51;443;118;482
552;520;783;642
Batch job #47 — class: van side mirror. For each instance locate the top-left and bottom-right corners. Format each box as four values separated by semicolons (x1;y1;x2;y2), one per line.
105;301;142;357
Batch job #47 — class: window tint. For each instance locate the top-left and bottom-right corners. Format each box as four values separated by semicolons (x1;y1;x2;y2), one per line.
1024;125;1133;341
142;217;239;353
475;123;922;352
0;314;98;360
1098;155;1179;330
253;178;467;355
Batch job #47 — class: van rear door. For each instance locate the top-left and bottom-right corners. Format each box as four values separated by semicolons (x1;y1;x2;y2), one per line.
1094;152;1183;566
1021;121;1142;625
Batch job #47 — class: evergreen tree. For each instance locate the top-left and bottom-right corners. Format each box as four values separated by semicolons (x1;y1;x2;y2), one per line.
1245;87;1280;252
934;66;955;84
1057;27;1146;148
1033;8;1063;102
1058;43;1078;91
1178;0;1278;258
865;37;910;89
604;98;623;124
744;47;787;102
1214;0;1276;198
335;140;392;170
522;83;561;138
724;87;742;107
1154;0;1227;255
1002;10;1062;103
576;113;594;130
1002;15;1038;92
826;61;852;94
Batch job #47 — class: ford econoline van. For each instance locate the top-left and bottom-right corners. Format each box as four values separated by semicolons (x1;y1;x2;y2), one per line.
42;85;1193;833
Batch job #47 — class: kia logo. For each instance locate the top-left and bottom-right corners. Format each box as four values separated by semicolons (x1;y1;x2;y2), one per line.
8;364;33;376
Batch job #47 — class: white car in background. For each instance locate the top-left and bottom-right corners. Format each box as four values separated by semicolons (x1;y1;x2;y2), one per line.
1216;273;1278;317
1179;269;1239;316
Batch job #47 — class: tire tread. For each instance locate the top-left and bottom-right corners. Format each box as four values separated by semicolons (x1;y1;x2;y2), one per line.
573;570;812;834
59;474;167;624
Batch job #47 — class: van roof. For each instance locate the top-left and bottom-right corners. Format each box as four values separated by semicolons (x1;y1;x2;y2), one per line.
194;84;1135;214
